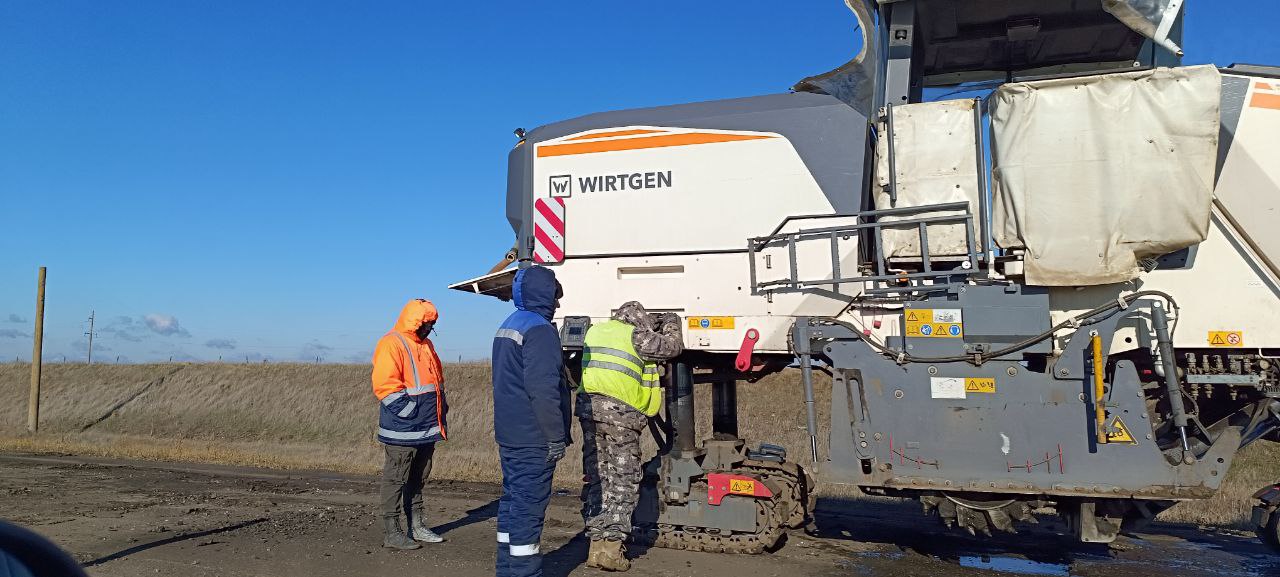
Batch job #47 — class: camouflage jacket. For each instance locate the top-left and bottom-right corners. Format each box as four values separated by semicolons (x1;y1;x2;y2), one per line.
611;301;684;362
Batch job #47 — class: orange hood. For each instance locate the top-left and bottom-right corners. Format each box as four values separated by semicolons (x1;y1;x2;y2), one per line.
394;299;439;340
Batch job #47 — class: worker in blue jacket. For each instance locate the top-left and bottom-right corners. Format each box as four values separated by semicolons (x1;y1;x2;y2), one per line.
491;265;571;577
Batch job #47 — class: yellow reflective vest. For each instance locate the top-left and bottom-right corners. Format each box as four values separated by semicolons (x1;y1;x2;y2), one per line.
579;320;662;416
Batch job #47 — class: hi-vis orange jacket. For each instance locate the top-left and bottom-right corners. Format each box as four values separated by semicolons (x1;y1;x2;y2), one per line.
372;299;447;445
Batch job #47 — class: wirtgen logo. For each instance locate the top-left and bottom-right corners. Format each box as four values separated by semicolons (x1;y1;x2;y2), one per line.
549;175;572;198
548;171;674;197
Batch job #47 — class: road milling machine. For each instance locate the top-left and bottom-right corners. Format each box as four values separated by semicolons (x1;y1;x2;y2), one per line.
453;0;1280;549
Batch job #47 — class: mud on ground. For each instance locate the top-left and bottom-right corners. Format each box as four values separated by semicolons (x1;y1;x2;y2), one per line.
1;454;1276;577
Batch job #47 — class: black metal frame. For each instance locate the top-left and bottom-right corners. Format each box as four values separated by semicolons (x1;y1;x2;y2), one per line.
748;201;983;298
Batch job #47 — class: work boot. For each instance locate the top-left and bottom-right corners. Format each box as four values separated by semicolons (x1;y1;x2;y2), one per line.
410;513;445;543
586;539;630;572
382;517;421;550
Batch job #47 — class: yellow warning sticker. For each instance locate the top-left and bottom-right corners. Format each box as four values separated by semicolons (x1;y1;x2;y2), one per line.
965;378;996;394
1105;416;1138;445
1208;331;1244;348
905;309;963;338
687;317;735;330
728;479;756;494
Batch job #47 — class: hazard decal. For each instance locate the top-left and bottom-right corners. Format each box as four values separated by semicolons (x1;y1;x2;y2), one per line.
965;378;996;394
1208;331;1244;348
532;197;565;263
1105;416;1138;445
905;309;963;339
931;377;996;399
687;317;735;330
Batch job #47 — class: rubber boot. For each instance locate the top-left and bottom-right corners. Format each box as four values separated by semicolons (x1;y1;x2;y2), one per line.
586;539;630;572
410;507;445;543
382;517;421;550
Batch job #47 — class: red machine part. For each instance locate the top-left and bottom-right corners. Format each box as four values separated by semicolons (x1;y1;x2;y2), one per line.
734;328;760;372
706;472;774;506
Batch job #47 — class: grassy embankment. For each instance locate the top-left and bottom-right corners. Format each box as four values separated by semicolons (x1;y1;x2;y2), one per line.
0;362;1274;528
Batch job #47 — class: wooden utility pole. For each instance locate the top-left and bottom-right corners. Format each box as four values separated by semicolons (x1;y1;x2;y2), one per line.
29;267;46;433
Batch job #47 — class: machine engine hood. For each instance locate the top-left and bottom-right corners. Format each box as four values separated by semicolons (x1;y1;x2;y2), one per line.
793;0;879;117
798;0;1183;96
1101;0;1186;56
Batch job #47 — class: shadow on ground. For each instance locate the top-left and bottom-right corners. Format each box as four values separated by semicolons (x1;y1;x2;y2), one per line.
83;518;268;568
433;498;500;536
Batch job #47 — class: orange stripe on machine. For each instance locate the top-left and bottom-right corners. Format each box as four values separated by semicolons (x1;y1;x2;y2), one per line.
536;132;776;157
1251;92;1280;110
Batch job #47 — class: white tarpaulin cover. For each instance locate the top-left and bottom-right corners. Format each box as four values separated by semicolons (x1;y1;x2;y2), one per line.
875;99;981;259
989;65;1221;286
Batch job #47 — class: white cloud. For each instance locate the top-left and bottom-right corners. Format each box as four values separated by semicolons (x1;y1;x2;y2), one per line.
144;314;190;337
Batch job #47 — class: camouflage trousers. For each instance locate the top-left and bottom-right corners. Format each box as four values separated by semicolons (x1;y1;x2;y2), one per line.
577;392;647;542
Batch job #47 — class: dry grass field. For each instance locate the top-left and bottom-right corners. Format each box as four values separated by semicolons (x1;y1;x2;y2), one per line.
1;362;1275;529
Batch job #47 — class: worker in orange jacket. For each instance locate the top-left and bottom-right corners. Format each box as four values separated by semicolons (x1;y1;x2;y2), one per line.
372;299;448;550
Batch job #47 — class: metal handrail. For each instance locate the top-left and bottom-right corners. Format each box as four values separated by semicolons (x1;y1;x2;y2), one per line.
748;202;983;297
757;202;973;240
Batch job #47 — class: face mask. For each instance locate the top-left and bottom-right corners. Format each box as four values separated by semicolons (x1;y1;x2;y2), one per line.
416;322;434;341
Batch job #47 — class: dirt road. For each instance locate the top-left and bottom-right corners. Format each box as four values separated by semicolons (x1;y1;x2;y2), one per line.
0;454;1275;577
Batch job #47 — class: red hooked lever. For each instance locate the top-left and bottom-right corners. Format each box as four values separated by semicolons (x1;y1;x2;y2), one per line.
735;328;760;372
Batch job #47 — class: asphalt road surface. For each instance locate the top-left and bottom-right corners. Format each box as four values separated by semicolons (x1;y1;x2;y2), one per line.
1;454;1276;577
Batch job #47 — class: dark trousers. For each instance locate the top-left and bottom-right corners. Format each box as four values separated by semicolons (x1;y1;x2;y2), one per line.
496;445;556;577
380;443;435;523
576;393;601;523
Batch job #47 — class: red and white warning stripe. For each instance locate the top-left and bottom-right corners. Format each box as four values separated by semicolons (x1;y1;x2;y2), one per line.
532;197;565;263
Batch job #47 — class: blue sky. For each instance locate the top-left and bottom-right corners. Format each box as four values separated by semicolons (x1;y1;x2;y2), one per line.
1;2;1277;364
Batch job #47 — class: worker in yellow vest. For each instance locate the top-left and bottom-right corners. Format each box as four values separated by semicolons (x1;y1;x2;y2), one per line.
578;301;683;571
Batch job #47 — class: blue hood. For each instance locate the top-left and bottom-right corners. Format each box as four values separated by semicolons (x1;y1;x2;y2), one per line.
512;265;559;321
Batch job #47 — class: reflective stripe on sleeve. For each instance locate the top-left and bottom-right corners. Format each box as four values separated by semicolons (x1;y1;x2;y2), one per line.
380;391;406;406
497;532;510;543
397;401;417;418
509;543;540;556
495;328;524;345
392;333;423;391
584;360;643;382
583;346;643;367
377;426;442;440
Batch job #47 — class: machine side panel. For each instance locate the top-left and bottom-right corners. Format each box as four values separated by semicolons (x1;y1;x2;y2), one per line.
1213;74;1280;280
1216;74;1252;181
548;252;852;354
506;143;533;259
523;92;868;215
520;93;872;351
532;126;832;256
